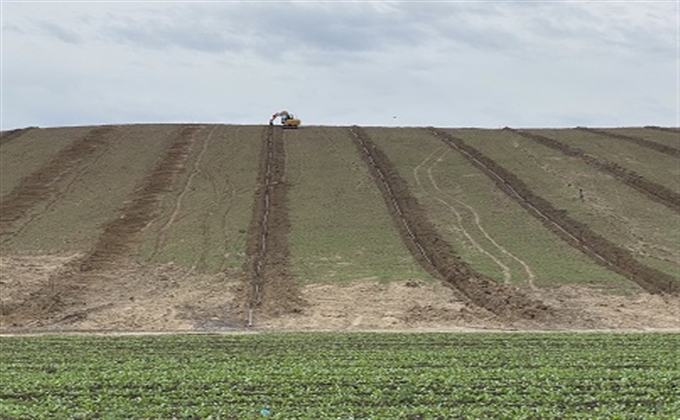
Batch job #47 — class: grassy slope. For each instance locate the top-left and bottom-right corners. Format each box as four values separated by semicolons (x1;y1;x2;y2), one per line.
529;128;680;194
367;127;631;289
1;125;179;254
454;128;680;281
285;126;430;284
137;125;261;275
606;127;680;149
0;127;88;197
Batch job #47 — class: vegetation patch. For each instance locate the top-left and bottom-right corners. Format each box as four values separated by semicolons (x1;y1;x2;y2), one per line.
1;333;677;419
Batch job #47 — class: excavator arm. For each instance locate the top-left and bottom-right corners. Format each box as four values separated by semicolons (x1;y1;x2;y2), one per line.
269;110;300;128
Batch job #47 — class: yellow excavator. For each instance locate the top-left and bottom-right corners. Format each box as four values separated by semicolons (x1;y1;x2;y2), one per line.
269;110;301;129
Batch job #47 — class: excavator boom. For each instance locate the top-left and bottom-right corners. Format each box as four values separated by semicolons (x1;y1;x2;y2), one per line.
269;110;301;129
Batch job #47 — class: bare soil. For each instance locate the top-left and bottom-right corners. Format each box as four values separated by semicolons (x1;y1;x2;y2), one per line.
0;127;37;146
2;254;677;333
242;126;303;317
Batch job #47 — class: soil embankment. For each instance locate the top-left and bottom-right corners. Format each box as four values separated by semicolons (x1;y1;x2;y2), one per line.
349;126;551;321
508;129;680;213
427;128;678;295
243;126;302;319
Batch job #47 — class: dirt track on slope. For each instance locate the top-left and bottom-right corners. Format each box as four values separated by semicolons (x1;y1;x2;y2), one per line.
427;128;678;295
577;127;680;159
509;129;680;214
242;126;302;320
0;127;37;146
0;127;117;233
77;125;202;270
349;126;551;322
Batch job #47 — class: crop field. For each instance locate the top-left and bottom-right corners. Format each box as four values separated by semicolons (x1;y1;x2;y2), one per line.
0;124;678;332
1;333;678;419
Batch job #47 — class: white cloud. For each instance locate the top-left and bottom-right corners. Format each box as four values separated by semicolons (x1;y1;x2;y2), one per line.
1;1;677;129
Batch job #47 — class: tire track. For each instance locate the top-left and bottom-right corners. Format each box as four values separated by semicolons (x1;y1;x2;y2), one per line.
0;127;37;146
427;128;678;295
0;126;117;233
77;125;203;271
422;148;537;288
413;147;513;285
509;129;680;214
244;126;301;320
349;126;550;321
150;125;218;261
576;127;680;159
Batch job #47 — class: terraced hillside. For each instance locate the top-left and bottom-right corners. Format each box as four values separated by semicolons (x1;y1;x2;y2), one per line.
1;125;678;332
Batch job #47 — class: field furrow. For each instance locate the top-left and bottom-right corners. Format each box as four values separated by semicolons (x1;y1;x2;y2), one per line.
577;127;680;158
510;129;680;212
244;126;301;319
429;128;678;294
77;125;203;270
0;126;117;233
350;126;550;320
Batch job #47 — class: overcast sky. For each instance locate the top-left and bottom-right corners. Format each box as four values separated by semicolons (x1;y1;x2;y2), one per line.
1;1;678;129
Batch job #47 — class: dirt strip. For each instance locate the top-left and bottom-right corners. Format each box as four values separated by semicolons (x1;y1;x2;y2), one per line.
0;126;117;233
77;125;202;270
243;126;302;319
349;126;551;321
0;127;37;146
427;128;678;295
508;129;680;214
577;127;680;159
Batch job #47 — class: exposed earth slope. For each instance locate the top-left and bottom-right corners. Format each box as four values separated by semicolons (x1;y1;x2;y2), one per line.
1;124;678;332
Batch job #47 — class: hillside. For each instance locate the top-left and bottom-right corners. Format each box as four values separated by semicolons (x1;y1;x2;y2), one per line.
1;124;678;332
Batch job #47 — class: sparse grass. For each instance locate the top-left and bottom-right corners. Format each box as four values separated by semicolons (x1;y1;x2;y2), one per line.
367;128;633;289
529;128;680;194
607;127;680;149
137;125;261;274
285;126;430;284
1;125;178;254
455;128;680;283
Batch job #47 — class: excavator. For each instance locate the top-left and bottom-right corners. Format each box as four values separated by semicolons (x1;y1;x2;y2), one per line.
269;111;301;129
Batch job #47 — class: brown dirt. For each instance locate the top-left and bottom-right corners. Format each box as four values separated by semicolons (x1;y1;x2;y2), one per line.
242;126;303;319
427;128;678;295
577;127;680;158
0;127;37;146
77;125;202;270
0;126;117;232
510;128;680;213
1;254;240;331
349;126;551;322
3;254;677;333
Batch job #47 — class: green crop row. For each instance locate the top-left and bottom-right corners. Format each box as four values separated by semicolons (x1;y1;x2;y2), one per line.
1;333;677;419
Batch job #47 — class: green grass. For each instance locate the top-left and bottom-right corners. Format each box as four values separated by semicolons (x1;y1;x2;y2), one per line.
137;125;262;274
1;125;179;254
1;333;678;419
453;128;680;283
367;128;632;289
285;126;430;284
529;128;680;194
